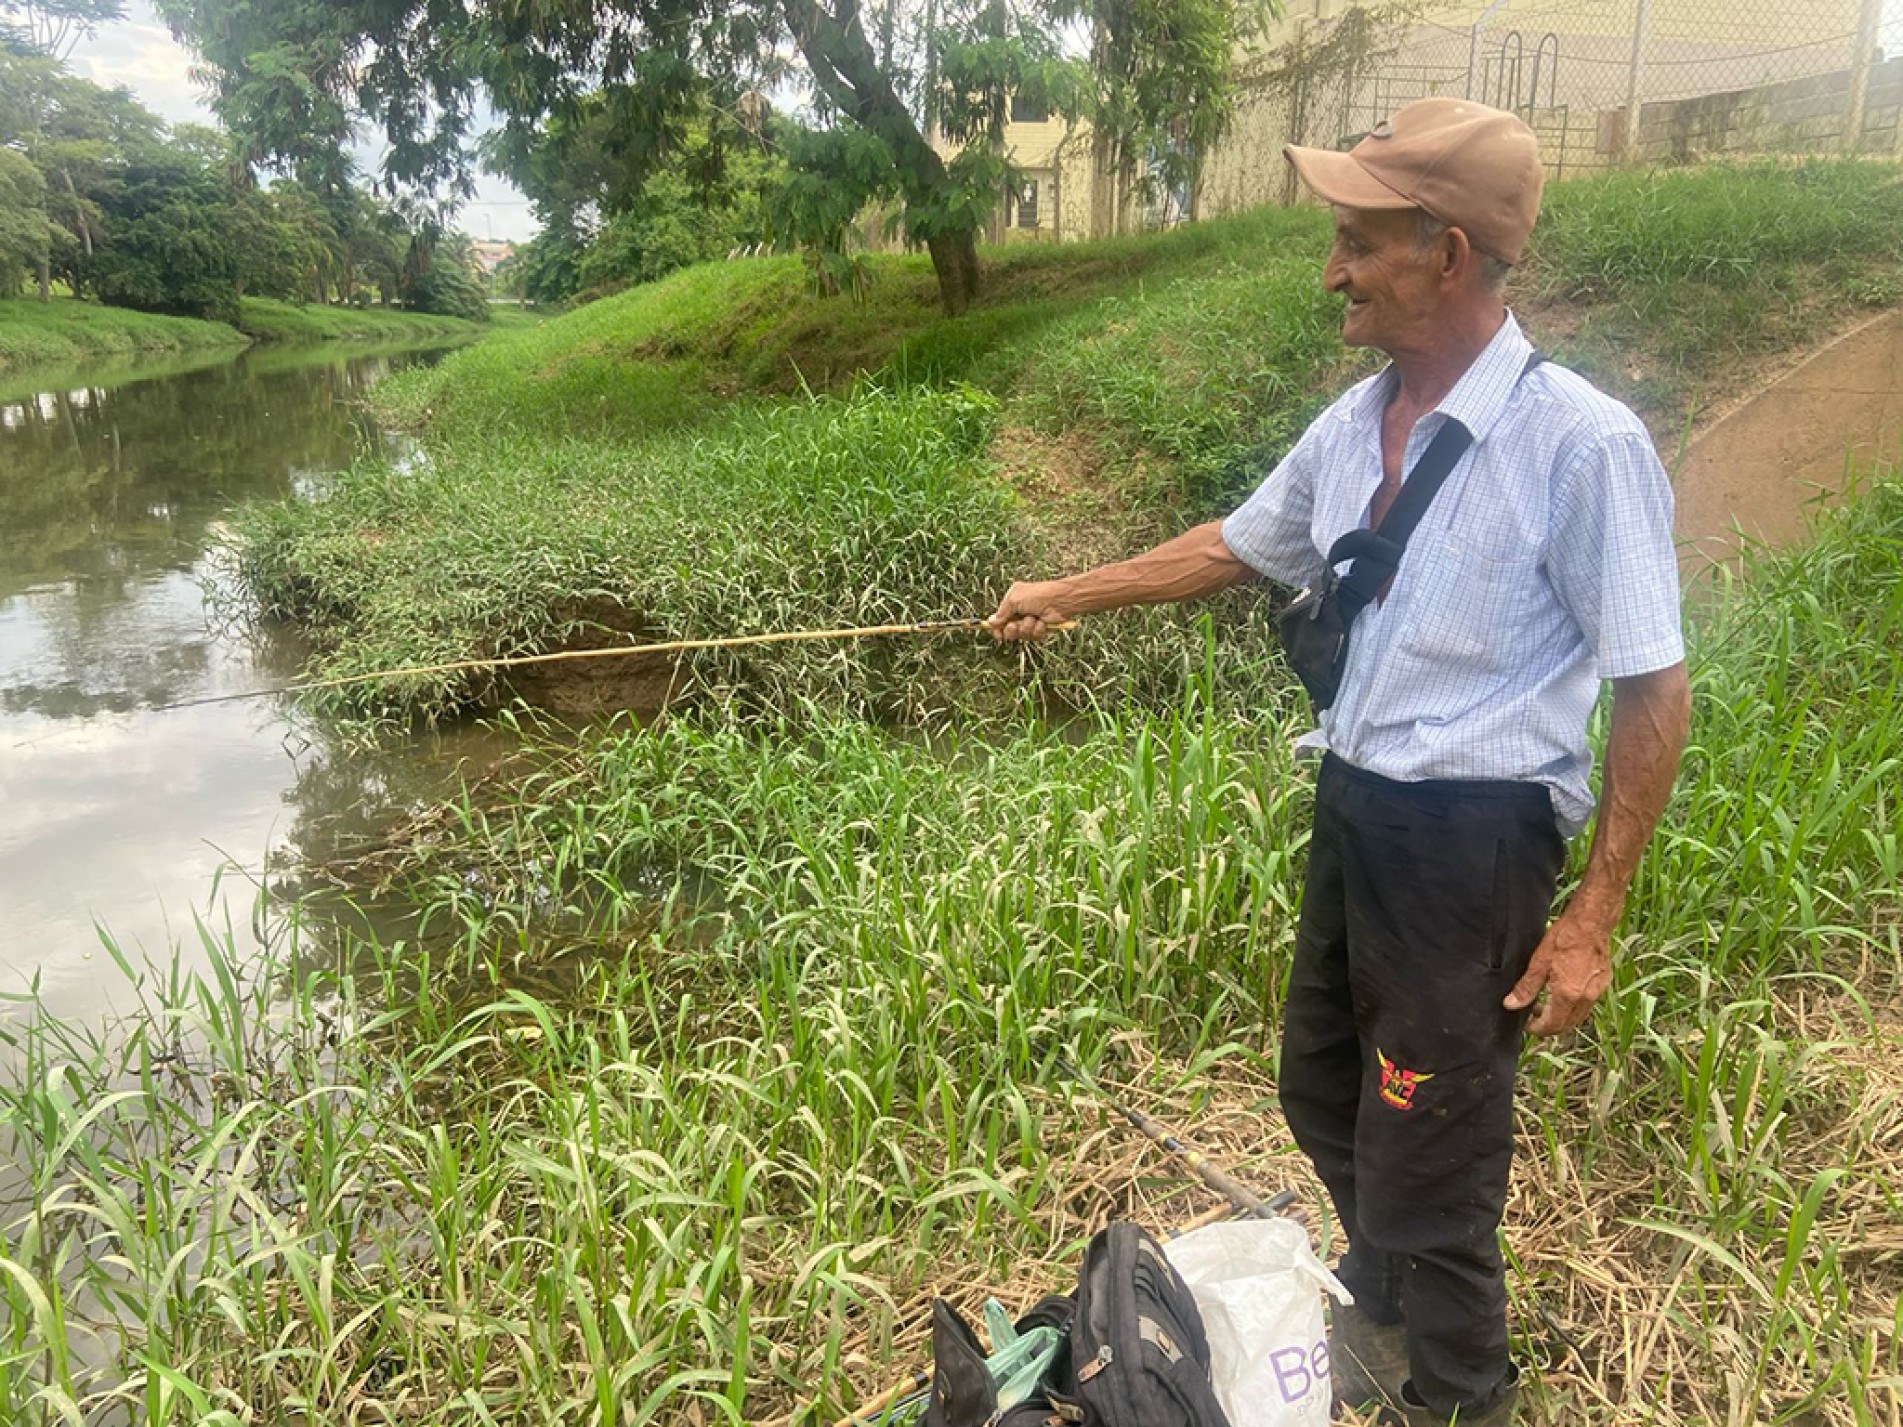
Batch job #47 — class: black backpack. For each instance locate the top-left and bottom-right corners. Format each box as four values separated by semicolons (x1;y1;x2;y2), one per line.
1053;1222;1230;1427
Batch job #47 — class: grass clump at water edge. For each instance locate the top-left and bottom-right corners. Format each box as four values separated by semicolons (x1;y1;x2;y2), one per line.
230;384;1054;724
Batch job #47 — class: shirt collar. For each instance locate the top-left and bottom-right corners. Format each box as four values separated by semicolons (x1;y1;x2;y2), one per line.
1349;311;1535;445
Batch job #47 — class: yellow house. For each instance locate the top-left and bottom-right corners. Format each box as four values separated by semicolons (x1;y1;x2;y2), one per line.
990;94;1094;240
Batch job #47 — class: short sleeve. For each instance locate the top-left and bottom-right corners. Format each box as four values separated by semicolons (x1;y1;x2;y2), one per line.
1221;424;1326;588
1547;432;1685;679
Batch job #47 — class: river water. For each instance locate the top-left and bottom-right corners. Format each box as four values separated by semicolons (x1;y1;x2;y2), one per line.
0;342;485;1026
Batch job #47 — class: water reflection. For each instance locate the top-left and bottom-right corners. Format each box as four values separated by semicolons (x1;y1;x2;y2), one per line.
0;343;483;1022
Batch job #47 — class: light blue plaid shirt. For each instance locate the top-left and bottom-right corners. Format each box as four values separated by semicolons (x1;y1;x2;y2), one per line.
1222;313;1683;834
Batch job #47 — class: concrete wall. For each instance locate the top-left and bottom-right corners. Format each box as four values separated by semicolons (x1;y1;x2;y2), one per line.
998;24;1899;242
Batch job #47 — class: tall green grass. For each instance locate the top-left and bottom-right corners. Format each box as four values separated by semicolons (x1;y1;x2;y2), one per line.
231;385;1043;722
6;473;1901;1427
1527;160;1903;396
1008;256;1349;517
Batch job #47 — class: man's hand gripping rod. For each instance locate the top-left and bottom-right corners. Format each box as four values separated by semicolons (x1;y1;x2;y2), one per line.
1051;1055;1296;1219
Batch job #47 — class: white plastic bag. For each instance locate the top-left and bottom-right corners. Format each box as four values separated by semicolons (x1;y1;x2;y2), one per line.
1163;1217;1354;1427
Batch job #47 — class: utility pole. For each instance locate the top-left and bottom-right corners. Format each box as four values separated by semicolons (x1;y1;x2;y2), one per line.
1466;0;1511;100
1622;0;1654;164
1843;0;1883;153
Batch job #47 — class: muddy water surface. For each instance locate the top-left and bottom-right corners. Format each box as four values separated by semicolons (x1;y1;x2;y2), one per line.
0;342;494;1025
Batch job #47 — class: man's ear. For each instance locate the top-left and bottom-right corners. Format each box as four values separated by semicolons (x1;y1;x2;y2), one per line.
1439;225;1476;283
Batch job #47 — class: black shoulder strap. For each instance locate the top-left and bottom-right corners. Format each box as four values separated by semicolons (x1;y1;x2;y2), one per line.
1331;349;1544;621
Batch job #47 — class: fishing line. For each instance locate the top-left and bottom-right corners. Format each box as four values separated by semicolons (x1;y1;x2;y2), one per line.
146;615;1075;714
7;616;1078;747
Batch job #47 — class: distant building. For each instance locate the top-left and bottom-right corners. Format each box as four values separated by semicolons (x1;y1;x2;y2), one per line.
470;239;517;275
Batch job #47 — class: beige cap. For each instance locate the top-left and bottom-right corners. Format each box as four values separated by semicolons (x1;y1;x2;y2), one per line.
1283;97;1544;264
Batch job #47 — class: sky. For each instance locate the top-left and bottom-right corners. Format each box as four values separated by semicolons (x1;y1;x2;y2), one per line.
65;1;542;243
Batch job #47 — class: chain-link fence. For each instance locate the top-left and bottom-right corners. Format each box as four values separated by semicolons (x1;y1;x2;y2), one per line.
1197;0;1903;218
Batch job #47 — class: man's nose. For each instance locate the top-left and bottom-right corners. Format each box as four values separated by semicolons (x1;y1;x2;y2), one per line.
1323;251;1350;293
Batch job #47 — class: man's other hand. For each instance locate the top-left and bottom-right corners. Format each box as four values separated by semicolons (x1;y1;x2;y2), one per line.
988;581;1071;641
1504;904;1615;1037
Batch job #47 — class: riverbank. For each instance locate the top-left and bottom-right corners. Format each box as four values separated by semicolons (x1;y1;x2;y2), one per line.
4;470;1899;1425
0;295;491;373
0;297;247;370
233;297;492;344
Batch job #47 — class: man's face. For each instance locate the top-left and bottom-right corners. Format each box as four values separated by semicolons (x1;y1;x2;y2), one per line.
1322;206;1445;355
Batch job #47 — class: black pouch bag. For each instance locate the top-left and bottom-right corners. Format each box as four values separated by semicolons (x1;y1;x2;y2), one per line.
925;1298;997;1427
1276;423;1471;716
1276;352;1543;715
925;1294;1080;1427
1056;1222;1229;1427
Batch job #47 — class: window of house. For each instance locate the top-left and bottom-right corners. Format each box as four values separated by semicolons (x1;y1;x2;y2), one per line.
1010;95;1048;124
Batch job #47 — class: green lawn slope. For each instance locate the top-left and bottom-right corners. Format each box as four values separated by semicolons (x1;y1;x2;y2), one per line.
0;295;494;374
0;296;247;371
235;297;491;344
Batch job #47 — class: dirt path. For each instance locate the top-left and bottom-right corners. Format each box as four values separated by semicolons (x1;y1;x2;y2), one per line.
1674;308;1903;572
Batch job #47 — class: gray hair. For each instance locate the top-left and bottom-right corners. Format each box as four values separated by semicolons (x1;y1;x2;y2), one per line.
1413;211;1513;293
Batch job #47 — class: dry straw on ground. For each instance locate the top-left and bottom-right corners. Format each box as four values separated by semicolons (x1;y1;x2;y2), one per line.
793;1016;1900;1427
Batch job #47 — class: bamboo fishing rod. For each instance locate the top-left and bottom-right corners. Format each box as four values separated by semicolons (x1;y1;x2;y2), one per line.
145;615;1076;715
1052;1054;1298;1221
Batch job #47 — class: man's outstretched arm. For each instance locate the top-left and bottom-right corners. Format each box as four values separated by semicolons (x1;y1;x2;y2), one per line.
987;520;1259;641
1506;660;1692;1036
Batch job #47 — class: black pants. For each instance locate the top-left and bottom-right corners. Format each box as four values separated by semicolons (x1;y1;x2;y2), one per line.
1280;754;1564;1417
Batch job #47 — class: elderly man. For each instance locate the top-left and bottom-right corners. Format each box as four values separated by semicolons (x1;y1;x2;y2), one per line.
989;100;1691;1425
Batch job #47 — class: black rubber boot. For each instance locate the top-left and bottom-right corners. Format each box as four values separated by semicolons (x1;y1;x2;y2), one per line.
1378;1363;1520;1426
1330;1302;1409;1413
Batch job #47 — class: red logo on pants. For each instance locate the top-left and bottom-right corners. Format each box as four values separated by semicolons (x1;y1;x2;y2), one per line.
1377;1048;1435;1111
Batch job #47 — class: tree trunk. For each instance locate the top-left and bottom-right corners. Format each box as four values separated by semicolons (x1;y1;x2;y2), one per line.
986;0;1007;248
37;256;51;302
1090;127;1118;239
60;169;92;256
925;229;980;315
782;0;983;314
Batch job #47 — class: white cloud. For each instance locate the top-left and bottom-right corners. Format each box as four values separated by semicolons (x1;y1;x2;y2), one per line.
65;0;216;128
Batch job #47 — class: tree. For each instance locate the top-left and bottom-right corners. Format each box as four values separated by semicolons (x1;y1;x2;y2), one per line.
0;0;125;64
481;94;783;302
0;147;61;294
1067;0;1251;237
565;119;783;294
514;228;587;306
402;228;490;321
77;155;246;320
0;39;452;315
156;0;1244;317
0;41;166;297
